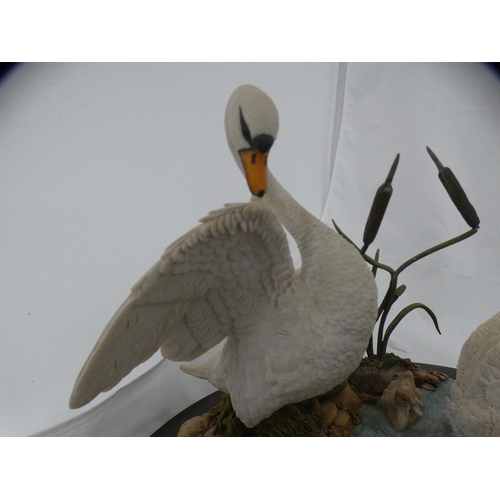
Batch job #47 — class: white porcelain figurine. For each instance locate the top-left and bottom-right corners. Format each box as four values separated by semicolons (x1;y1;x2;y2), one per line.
70;85;377;427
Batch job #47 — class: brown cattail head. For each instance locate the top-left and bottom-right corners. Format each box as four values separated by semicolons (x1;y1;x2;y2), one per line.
426;147;480;229
361;154;400;253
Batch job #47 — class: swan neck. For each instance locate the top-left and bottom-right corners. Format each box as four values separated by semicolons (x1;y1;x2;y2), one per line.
262;170;320;246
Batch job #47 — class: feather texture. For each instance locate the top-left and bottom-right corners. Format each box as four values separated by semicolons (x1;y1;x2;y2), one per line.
444;311;500;436
70;202;293;409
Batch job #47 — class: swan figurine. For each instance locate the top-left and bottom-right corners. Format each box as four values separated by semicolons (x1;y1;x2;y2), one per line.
444;311;500;436
69;84;378;428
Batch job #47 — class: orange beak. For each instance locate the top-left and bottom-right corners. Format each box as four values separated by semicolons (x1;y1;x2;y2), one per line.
239;149;268;197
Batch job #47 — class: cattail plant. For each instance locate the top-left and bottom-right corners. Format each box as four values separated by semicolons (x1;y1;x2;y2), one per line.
361;154;399;254
427;146;480;229
333;148;479;362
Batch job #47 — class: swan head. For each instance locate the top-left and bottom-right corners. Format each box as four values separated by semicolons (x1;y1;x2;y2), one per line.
225;84;279;197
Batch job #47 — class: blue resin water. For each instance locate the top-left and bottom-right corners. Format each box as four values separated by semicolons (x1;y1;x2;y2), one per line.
352;378;454;437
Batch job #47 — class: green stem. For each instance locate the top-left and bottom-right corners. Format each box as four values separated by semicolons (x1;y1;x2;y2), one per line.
333;218;478;362
366;336;374;358
363;253;396;276
332;218;395;276
376;275;398;361
395;228;477;277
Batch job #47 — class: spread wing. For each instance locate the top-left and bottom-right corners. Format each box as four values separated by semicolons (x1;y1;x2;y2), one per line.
69;202;294;409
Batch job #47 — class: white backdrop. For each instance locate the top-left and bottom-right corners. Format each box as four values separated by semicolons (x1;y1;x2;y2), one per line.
1;63;499;436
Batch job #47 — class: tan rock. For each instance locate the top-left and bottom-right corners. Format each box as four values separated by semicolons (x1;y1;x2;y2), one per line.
333;384;363;412
332;409;352;433
177;415;208;437
349;366;391;396
327;425;344;437
203;426;216;437
318;401;338;427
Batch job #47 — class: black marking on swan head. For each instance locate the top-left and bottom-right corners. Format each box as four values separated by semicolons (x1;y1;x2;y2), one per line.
239;107;275;153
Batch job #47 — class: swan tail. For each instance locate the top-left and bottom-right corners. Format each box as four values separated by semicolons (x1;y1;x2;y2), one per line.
180;353;228;394
180;362;209;380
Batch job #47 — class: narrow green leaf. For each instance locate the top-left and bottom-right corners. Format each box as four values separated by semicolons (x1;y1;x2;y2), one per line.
332;218;359;250
333;218;395;275
382;302;442;352
371;249;380;278
392;284;407;304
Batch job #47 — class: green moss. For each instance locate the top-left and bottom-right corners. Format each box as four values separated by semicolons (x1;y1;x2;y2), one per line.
209;394;322;437
359;352;408;371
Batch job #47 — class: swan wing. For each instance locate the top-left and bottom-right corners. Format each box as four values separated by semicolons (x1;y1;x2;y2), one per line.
69;202;294;408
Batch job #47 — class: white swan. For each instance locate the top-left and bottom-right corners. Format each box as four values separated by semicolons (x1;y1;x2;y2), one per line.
69;84;378;428
444;311;500;436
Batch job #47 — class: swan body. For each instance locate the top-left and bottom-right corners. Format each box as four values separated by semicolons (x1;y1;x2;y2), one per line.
444;311;500;436
70;84;378;428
